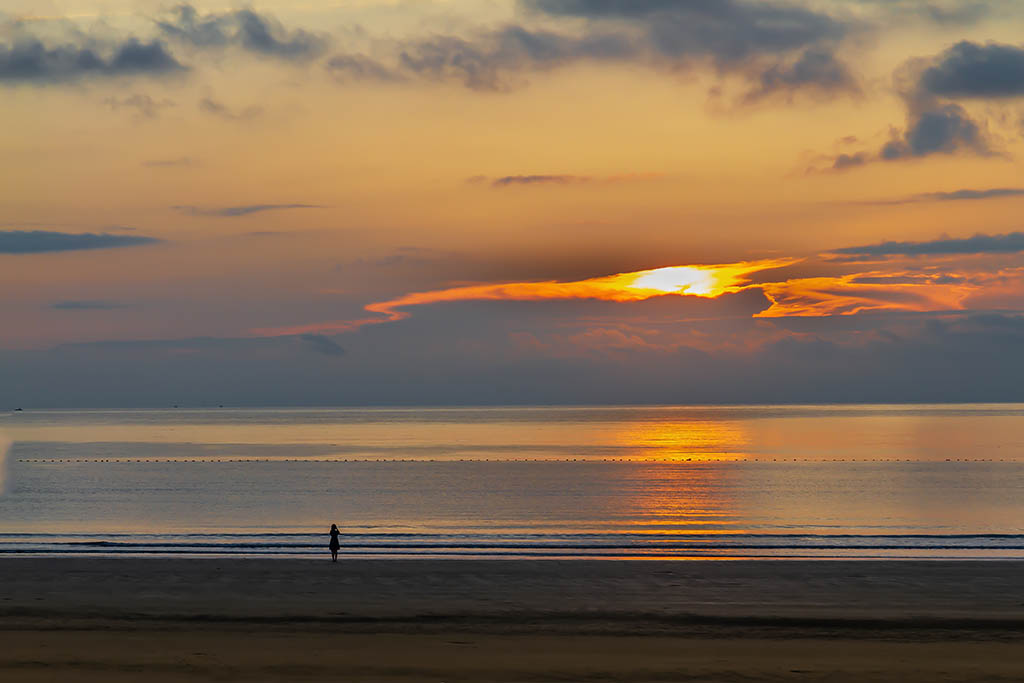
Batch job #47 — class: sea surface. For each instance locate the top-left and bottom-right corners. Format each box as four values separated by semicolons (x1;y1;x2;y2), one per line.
1;405;1023;559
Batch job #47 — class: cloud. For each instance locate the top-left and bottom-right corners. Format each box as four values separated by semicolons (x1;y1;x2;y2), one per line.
832;232;1024;257
394;25;637;91
0;231;160;254
492;174;587;186
172;204;323;217
104;94;176;119
0;37;184;84
158;4;327;61
51;300;125;310
15;307;1024;407
349;246;454;268
816;40;1022;169
882;103;988;159
299;334;345;357
820;103;989;170
744;48;858;102
916;187;1024;202
326;54;405;83
252;259;796;336
918;41;1024;99
255;247;1024;336
842;0;995;26
756;274;974;317
866;187;1024;205
326;0;858;97
198;97;263;121
524;0;848;65
830;152;867;170
143;157;195;168
475;173;662;187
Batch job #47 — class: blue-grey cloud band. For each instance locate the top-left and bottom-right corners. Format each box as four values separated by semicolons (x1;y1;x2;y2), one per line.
171;204;323;217
833;232;1024;257
0;231;160;254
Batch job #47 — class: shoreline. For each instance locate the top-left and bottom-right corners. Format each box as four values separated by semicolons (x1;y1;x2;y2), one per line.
4;558;1024;626
6;552;1024;557
4;559;1023;682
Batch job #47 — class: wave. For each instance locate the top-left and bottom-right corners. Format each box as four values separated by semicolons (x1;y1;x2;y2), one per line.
4;532;1024;558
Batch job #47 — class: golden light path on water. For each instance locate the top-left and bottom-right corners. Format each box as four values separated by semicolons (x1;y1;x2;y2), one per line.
609;421;748;538
613;420;751;463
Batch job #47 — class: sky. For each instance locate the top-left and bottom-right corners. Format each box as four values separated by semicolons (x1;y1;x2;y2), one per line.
3;0;1024;406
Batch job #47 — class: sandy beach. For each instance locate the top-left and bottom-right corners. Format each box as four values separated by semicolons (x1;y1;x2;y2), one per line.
2;558;1023;681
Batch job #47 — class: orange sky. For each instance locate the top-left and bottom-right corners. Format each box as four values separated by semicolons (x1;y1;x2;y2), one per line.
2;1;1024;405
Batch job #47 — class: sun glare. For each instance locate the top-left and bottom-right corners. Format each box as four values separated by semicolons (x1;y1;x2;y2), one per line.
628;266;719;296
253;258;799;336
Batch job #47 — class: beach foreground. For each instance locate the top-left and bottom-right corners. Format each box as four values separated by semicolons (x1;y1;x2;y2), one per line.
3;559;1023;681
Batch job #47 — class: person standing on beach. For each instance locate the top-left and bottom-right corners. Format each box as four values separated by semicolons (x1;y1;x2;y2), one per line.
328;523;341;562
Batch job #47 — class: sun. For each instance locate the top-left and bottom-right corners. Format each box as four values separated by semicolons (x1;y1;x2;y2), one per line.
627;266;720;297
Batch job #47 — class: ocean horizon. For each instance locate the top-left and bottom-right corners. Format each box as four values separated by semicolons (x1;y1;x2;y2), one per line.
2;403;1023;560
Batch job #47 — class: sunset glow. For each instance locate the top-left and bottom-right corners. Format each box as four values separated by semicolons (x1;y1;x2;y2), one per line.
756;274;980;318
371;258;795;316
4;0;1024;405
252;256;992;337
254;259;796;335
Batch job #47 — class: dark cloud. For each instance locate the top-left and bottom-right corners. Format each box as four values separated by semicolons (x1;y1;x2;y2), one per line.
299;334;345;357
326;54;405;82
0;37;184;84
9;310;1024;407
831;152;867;170
395;26;636;91
51;300;125;310
198;97;263;120
915;2;993;25
526;0;688;17
880;103;988;159
103;94;176;119
745;48;857;102
817;39;1023;170
832;232;1024;257
158;4;327;61
922;187;1024;201
919;41;1024;99
822;102;989;169
328;0;857;96
172;204;323;217
843;0;994;26
0;231;160;254
866;187;1024;205
491;175;587;186
525;0;847;65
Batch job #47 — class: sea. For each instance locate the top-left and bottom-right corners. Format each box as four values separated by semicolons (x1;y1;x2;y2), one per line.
1;405;1023;560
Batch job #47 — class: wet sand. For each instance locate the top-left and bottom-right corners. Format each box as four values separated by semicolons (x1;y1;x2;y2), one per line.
2;559;1024;681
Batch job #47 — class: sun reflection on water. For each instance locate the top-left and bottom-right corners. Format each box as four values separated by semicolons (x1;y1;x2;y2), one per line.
607;420;752;537
613;420;751;461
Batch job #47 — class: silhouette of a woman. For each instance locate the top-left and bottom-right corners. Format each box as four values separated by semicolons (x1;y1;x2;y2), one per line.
328;524;341;562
